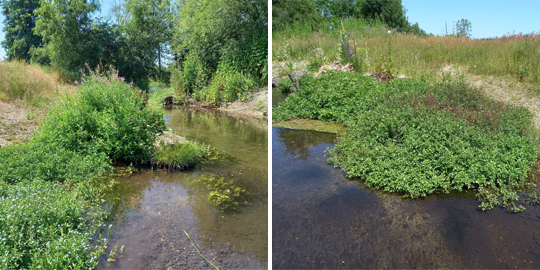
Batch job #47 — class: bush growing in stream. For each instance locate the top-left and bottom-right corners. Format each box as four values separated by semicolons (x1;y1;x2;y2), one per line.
274;71;539;212
37;65;166;165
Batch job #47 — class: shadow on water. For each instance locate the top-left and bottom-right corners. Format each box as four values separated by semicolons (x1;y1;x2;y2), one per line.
96;108;267;269
273;127;540;269
272;90;288;107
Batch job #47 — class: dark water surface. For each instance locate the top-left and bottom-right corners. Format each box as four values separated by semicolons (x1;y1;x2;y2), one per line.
96;107;268;269
273;127;540;269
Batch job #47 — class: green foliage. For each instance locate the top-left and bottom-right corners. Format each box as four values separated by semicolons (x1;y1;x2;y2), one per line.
154;142;209;169
0;180;108;269
37;66;165;165
147;87;176;109
173;0;267;92
277;78;295;94
202;62;258;105
0;0;43;61
274;72;539;211
273;71;410;122
29;45;51;66
195;174;250;211
182;53;209;94
0;141;110;185
454;18;472;38
272;0;323;31
360;0;409;31
34;0;100;74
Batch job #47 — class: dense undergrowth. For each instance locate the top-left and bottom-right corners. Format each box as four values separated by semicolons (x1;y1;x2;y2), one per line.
0;66;165;269
274;71;539;212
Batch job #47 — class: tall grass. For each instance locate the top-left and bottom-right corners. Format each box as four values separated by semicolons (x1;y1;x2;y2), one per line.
0;60;62;106
274;26;540;84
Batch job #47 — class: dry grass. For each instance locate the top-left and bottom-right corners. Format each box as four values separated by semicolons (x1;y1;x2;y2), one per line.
0;60;73;107
0;61;75;146
274;30;540;83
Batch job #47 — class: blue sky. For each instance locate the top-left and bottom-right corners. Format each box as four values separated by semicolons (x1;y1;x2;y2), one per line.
1;1;540;60
403;0;540;38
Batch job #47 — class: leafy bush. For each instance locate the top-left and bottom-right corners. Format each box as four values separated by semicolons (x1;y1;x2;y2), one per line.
36;65;166;165
274;73;539;211
0;180;107;269
182;54;208;94
202;62;258;105
0;141;110;185
195;174;249;211
273;71;425;123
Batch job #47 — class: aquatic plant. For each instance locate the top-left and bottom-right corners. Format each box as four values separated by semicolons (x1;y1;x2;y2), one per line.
195;174;249;211
274;71;539;212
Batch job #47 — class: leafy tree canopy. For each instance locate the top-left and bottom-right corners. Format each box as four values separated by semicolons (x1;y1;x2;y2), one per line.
1;0;43;61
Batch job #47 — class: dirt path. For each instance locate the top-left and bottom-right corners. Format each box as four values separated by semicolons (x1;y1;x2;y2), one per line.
0;101;44;147
439;65;540;130
469;74;540;129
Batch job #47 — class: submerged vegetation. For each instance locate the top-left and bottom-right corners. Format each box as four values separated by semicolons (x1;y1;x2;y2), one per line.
194;174;250;211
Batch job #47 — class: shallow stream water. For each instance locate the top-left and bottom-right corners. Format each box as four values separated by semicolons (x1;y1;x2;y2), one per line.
273;127;540;269
96;107;268;269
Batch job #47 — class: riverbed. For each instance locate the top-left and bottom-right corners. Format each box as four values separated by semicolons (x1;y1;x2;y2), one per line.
97;107;268;269
272;126;540;269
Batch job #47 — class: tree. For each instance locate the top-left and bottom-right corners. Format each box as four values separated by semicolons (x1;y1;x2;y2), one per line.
175;0;267;78
360;0;408;31
455;18;472;38
34;0;102;75
123;0;173;82
272;0;322;31
1;0;43;61
318;0;362;19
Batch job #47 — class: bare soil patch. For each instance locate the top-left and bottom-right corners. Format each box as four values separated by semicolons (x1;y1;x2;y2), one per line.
0;101;45;147
218;88;268;119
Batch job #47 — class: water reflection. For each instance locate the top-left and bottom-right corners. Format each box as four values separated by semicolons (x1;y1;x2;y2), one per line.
97;108;267;269
273;127;540;269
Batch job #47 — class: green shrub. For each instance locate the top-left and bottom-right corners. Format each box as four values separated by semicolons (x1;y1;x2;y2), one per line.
36;65;166;165
0;141;110;185
0;180;107;269
274;72;539;211
171;65;187;95
273;71;425;123
182;54;208;94
203;62;258;105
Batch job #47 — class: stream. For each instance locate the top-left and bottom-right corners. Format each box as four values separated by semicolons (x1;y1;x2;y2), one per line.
272;126;540;269
96;107;268;269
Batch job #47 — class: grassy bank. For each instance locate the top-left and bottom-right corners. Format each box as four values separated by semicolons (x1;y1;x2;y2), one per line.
274;19;540;87
0;64;166;268
274;70;539;212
